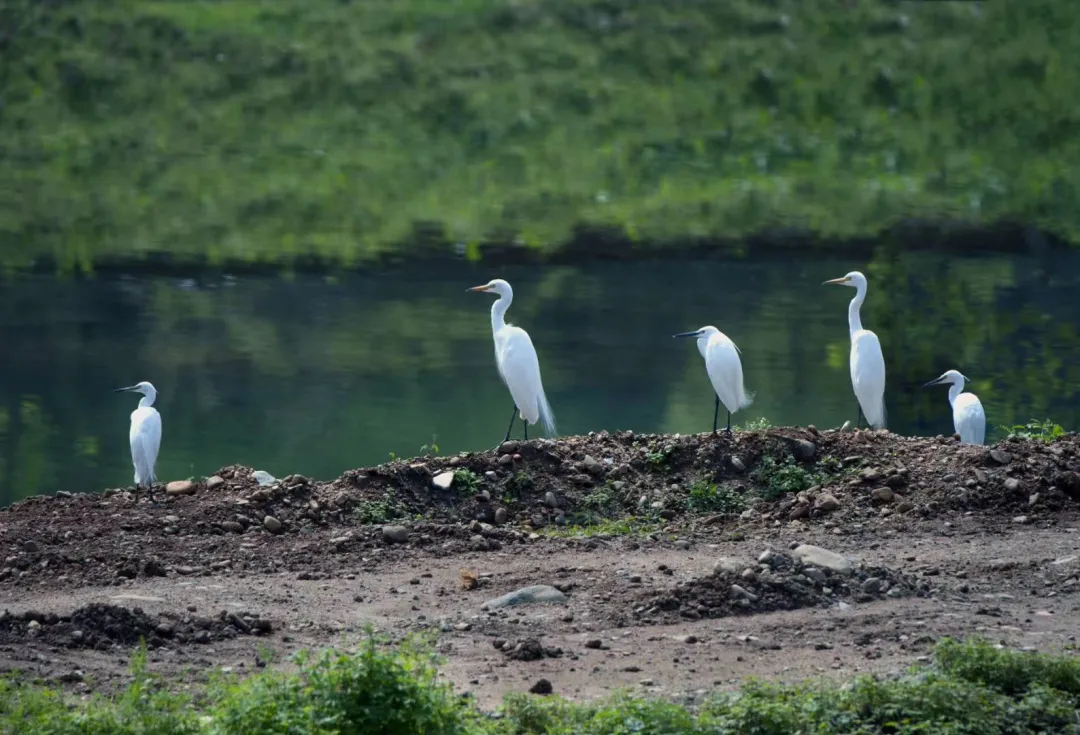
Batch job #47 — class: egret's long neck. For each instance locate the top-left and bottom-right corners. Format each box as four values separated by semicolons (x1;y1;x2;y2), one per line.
139;393;156;408
490;294;510;335
947;381;962;407
847;285;866;336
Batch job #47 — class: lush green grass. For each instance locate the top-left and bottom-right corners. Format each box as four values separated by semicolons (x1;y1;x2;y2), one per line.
2;638;1079;733
2;0;1079;272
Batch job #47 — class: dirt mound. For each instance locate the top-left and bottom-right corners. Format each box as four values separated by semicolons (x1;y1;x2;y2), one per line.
0;603;273;650
637;547;925;624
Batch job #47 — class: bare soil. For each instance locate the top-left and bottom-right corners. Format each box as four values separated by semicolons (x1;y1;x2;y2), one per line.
2;427;1079;707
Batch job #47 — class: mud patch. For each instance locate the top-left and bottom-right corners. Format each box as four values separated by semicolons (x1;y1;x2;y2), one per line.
637;548;924;623
0;603;273;650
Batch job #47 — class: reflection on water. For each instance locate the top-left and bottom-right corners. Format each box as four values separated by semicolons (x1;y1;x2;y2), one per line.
2;248;1079;504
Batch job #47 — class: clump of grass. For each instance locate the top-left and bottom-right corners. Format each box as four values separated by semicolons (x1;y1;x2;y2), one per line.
738;417;773;431
353;493;402;525
685;480;747;515
581;484;618;513
540;517;660;539
752;455;819;500
1000;419;1068;443
452;469;481;496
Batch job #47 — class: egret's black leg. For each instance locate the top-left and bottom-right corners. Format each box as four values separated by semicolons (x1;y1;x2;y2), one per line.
726;410;732;434
503;404;518;444
856;405;864;429
712;396;720;435
524;420;528;442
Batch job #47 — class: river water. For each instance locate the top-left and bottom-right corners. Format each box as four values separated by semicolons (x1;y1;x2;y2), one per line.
1;250;1078;504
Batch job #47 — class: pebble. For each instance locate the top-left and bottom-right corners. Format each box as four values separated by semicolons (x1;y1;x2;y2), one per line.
792;439;818;461
584;639;603;649
529;678;553;695
206;475;225;490
870;487;894;504
731;456;746;472
499;441;519;455
453;622;472;632
1012;515;1030;524
165;480;196;496
494;508;509;525
382;525;409;544
861;577;884;594
432;471;455;491
582;455;604;475
989;450;1012;465
262;515;283;533
1004;477;1021;493
674;540;690;551
251;470;277;486
729;584;758;603
544;492;559;509
814;494;840;512
220;521;244;534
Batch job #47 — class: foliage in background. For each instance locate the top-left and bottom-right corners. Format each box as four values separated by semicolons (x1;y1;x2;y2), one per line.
3;639;1080;733
1;0;1079;271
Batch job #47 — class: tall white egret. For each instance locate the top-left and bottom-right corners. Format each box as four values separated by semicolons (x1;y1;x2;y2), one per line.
673;326;753;433
924;369;986;445
114;381;162;502
823;271;887;429
468;279;556;444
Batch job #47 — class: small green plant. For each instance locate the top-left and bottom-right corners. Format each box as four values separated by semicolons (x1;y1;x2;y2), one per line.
686;480;747;515
645;445;674;468
541;516;660;538
387;451;397;461
419;436;440;456
505;469;533;497
582;484;617;512
752;455;819;500
739;416;773;431
1000;419;1067;443
452;468;481;495
353;493;400;524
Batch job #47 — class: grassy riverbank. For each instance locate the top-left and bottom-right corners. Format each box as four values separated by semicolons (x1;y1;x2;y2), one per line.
2;0;1078;272
2;638;1079;734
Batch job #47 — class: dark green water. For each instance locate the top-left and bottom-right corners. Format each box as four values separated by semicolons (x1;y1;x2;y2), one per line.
2;249;1079;505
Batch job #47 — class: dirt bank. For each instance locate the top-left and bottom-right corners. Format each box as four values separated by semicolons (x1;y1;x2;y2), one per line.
1;427;1079;706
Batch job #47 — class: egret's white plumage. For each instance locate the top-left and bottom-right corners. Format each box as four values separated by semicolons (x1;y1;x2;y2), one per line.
824;271;887;429
115;381;161;500
469;279;556;442
674;326;753;433
925;369;986;445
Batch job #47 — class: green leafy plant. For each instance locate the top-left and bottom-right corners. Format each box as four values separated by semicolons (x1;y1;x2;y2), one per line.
739;417;773;431
645;445;674;469
752;455;819;500
1000;419;1067;443
419;436;440;456
353;493;401;524
685;480;747;515
452;469;481;495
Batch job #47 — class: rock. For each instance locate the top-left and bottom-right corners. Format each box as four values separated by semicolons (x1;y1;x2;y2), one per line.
469;535;490;551
382;525;409;544
494;508;509;525
582;455;604;475
870;487;894;503
482;585;568;610
251;470;278;486
673;540;690;551
792;544;854;574
220;521;244;534
584;638;603;649
895;501;915;514
840;420;853;432
432;471;455;491
885;474;907;489
788;504;810;520
143;559;167;577
544;492;559;509
1012;515;1030;524
814;494;840;512
499;441;519;455
165;480;195;496
988;450;1012;465
676;634;699;644
206;475;225;490
262;515;283;533
1004;477;1022;493
453;622;472;632
713;557;749;575
792;439;818;461
21;540;39;553
729;584;758;602
176;565;197;575
861;577;884;594
731;456;746;472
529;678;553;695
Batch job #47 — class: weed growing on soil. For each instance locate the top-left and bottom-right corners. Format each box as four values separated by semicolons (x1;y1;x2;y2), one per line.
1001;419;1067;443
645;445;675;469
685;481;747;516
505;470;534;498
752;455;819;500
2;639;1080;733
353;494;401;525
419;436;441;456
739;417;773;431
542;517;660;539
452;469;481;496
581;484;618;513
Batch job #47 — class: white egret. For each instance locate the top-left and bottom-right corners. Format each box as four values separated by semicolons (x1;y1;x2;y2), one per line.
673;326;753;433
468;279;556;443
823;271;887;429
114;381;162;502
924;369;986;445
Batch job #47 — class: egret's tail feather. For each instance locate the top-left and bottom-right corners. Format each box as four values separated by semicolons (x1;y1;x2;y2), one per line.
865;399;887;430
537;388;557;436
739;388;755;411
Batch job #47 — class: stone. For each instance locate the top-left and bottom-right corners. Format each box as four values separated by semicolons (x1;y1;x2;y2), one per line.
544;491;559;509
432;471;455;491
885;473;907;489
731;456;746;472
220;521;244;534
792;544;854;574
729;584;758;602
494;508;509;525
673;540;690;551
382;525;409;544
1012;515;1030;524
251;470;278;486
584;638;603;649
1004;477;1022;493
792;439;818;461
262;515;283;533
499;441;519;455
582;455;604;475
482;585;568;610
143;559;167;577
788;504;810;520
529;678;553;695
870;487;894;503
165;480;195;496
814;494;840;512
861;577;884;594
989;450;1012;465
895;501;915;514
206;475;225;490
713;557;749;575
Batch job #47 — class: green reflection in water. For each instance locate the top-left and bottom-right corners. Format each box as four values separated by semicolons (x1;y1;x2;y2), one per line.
1;246;1078;504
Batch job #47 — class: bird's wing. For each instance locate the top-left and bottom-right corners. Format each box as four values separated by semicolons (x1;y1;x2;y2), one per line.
851;330;887;427
704;335;752;412
130;408;162;482
497;326;544;424
954;393;986;444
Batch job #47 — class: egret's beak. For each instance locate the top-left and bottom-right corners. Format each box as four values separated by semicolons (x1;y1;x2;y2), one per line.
113;385;137;393
467;285;491;293
822;277;850;286
923;376;945;388
672;330;703;339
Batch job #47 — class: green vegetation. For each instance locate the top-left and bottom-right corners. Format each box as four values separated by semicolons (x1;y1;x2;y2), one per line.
1000;419;1068;443
3;639;1080;733
540;516;660;539
738;417;773;432
2;1;1078;272
452;468;482;495
352;494;401;525
752;454;818;500
685;480;747;515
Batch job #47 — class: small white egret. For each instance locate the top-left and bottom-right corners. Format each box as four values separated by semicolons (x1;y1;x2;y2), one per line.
114;381;162;502
823;271;887;429
468;279;556;444
924;369;986;445
673;326;753;434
